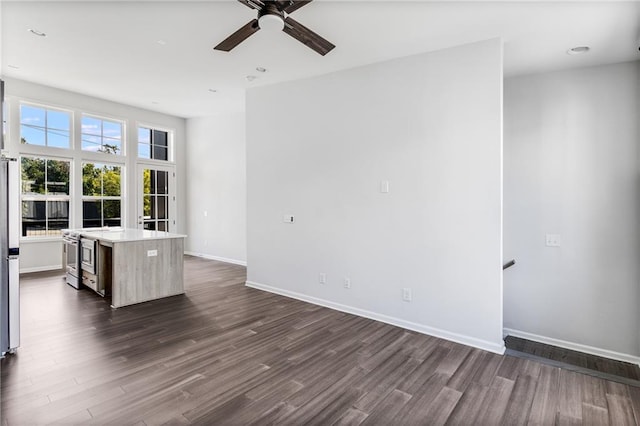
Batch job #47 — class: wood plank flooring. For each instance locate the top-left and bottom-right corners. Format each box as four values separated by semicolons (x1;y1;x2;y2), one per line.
1;255;640;425
505;335;640;382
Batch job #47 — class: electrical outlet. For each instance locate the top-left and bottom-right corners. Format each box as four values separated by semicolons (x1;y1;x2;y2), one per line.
402;287;412;302
147;249;158;257
319;273;326;285
545;234;561;247
343;278;351;289
283;214;295;223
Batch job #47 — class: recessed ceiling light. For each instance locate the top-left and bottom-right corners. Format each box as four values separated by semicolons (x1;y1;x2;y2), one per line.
8;65;20;70
151;101;160;105
567;46;590;55
246;75;257;82
157;40;167;46
256;67;267;73
208;88;217;93
28;28;46;37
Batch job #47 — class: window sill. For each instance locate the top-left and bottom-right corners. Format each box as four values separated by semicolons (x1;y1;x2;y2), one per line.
20;237;63;244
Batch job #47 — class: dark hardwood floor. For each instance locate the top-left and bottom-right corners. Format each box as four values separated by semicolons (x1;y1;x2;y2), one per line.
2;255;640;425
505;335;640;383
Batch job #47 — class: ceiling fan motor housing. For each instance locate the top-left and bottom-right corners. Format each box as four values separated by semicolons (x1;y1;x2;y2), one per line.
258;4;285;31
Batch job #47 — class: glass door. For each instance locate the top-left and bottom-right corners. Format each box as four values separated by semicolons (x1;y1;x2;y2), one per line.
137;164;175;231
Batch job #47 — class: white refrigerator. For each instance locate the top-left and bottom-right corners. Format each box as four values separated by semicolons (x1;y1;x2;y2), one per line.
1;78;20;356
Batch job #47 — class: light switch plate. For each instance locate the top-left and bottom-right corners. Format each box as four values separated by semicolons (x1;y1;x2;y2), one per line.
283;214;294;223
402;287;412;302
380;180;390;193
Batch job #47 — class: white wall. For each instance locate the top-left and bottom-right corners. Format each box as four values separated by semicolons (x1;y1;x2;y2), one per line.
503;61;640;361
4;78;186;272
246;39;504;353
185;113;246;265
0;1;3;79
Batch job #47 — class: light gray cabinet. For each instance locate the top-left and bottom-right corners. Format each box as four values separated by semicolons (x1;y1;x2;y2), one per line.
98;236;184;308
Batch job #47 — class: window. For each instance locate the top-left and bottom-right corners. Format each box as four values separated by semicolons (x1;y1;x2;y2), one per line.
81;115;123;155
82;163;122;228
138;127;169;161
141;168;170;231
20;104;71;148
20;156;70;237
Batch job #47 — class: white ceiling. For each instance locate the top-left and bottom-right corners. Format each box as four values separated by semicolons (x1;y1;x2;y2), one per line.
2;1;639;118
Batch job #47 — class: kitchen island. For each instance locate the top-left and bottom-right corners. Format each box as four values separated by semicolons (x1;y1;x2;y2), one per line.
77;229;186;308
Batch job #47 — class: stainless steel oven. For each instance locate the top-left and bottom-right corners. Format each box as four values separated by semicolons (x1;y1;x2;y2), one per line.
62;231;81;289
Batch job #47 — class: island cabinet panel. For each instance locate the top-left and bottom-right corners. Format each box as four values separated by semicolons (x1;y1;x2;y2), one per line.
110;237;184;308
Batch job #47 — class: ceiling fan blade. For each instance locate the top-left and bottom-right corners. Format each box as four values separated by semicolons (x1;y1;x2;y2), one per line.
214;19;260;52
283;16;335;56
237;0;264;10
283;0;312;14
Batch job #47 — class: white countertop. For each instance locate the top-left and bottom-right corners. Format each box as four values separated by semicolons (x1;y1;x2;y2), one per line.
71;228;186;243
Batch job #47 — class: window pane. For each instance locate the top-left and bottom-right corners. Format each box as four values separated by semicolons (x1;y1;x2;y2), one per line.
83;200;102;228
145;195;157;219
47;130;70;149
103;120;122;140
153;130;168;147
81;116;101;136
22;200;46;237
82;135;102;152
83;163;102;196
20;105;45;127
157;221;167;232
100;138;121;155
143;221;156;231
152;145;168;161
47;109;70;131
46;159;70;195
47;200;69;234
21;124;45;146
46;110;71;148
138;143;150;159
47;200;69;219
143;169;155;194
102;165;121;196
157;196;167;219
156;171;168;194
21;157;46;194
138;127;151;144
138;127;152;159
103;200;121;227
20;106;45;146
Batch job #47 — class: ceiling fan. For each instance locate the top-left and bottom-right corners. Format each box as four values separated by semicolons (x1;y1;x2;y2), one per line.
214;0;335;56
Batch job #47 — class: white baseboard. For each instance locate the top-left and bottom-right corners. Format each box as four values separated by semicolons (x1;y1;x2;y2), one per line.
20;264;63;274
184;251;247;267
246;280;505;355
503;328;640;367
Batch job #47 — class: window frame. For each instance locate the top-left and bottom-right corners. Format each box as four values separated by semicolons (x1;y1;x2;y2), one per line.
81;161;125;229
19;154;72;240
19;102;73;150
80;113;125;156
137;123;174;163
